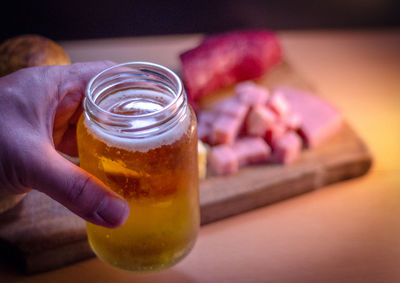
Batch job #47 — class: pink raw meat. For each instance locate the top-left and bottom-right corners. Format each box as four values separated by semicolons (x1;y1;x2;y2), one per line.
233;137;271;166
197;110;218;143
235;81;269;106
276;87;342;148
198;110;217;125
180;30;282;102
211;115;243;145
274;131;302;164
209;145;239;175
198;122;211;142
265;122;287;149
215;98;249;119
268;91;290;117
246;105;277;136
284;111;302;130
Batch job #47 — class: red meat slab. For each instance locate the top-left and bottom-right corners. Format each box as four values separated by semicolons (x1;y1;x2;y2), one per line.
180;30;282;102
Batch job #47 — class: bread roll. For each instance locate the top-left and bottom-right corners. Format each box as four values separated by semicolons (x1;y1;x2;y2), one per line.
0;34;70;77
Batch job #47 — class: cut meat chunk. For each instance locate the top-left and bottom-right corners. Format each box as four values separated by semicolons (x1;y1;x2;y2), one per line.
197;110;217;143
211;115;243;145
276;87;342;148
274;131;302;164
209;145;239;175
180;30;282;102
246;105;277;136
268;91;290;117
198;122;212;143
236;81;269;106
284;111;302;130
233;137;270;166
265;122;287;149
198;110;217;126
215;98;248;119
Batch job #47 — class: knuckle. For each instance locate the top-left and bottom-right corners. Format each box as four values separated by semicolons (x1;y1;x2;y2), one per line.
66;175;91;205
66;174;108;221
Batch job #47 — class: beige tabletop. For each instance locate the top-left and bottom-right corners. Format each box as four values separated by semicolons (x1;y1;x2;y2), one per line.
1;29;400;282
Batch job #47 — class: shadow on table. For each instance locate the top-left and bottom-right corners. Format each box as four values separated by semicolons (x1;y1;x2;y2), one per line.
0;256;197;283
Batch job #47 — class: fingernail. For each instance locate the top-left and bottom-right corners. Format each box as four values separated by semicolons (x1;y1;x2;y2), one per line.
97;196;129;227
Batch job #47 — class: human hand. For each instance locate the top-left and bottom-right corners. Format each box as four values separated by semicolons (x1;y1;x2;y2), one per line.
0;62;129;228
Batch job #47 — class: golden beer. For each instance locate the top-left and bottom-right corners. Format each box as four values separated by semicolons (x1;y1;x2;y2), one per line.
77;62;199;272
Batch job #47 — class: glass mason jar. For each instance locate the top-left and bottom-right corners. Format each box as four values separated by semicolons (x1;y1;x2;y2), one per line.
76;62;199;272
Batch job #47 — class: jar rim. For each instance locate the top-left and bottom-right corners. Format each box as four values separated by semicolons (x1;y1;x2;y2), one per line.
83;61;188;139
85;61;184;119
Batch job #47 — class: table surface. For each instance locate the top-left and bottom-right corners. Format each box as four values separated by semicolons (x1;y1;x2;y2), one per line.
1;29;399;283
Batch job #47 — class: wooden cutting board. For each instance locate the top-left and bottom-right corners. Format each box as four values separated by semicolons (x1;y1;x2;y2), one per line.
0;62;372;274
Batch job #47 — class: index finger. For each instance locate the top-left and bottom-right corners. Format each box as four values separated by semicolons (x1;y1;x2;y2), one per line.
56;61;116;103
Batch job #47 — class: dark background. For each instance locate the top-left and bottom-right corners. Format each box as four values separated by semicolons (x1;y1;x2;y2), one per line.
1;0;399;41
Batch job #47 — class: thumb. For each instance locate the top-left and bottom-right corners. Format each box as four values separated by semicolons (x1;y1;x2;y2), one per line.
30;145;129;228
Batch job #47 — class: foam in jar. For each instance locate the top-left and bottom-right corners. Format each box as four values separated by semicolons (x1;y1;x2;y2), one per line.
84;87;190;152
